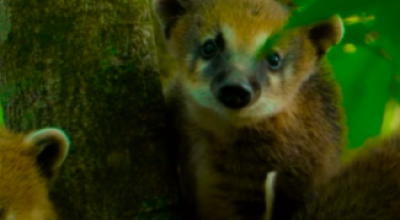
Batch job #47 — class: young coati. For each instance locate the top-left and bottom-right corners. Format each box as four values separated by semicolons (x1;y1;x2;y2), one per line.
0;127;70;220
153;0;346;219
265;134;400;220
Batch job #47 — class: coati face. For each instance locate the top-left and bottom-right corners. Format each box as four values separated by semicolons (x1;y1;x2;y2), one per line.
0;128;70;220
154;0;343;126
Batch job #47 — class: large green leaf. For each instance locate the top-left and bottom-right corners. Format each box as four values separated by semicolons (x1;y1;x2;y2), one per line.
289;0;393;27
289;0;399;148
329;44;393;148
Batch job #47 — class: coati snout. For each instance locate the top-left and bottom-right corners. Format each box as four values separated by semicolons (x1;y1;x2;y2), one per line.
211;69;262;109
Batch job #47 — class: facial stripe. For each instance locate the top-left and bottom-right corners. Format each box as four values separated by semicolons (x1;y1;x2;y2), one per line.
253;33;269;53
269;74;280;88
197;60;209;73
282;65;294;81
186;53;197;72
215;31;225;52
221;24;236;49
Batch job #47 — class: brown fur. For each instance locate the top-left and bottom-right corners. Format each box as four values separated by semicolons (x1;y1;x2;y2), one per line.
153;0;346;219
267;134;400;220
0;127;69;220
151;7;178;89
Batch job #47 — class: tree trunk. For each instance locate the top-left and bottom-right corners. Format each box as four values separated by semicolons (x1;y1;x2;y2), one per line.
0;0;10;126
0;0;182;219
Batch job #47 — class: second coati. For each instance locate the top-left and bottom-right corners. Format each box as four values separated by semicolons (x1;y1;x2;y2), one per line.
0;127;70;220
153;0;346;219
265;134;400;220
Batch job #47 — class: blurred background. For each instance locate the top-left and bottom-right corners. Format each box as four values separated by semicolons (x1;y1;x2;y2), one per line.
288;0;400;149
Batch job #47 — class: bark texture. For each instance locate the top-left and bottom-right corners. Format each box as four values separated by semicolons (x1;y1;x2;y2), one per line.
0;0;182;219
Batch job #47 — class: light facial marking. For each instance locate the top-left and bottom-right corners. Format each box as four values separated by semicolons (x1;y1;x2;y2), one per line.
232;60;248;74
221;24;236;47
266;101;278;114
256;97;278;115
282;64;293;80
188;84;216;108
7;212;16;220
197;59;209;73
185;53;195;65
253;33;269;54
227;94;279;123
269;74;280;88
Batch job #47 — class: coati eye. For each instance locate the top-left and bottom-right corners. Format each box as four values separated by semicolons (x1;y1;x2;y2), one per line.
266;53;281;70
200;40;218;60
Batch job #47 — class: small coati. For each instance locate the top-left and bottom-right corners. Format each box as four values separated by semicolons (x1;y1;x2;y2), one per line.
153;0;346;219
0;127;70;220
265;134;400;220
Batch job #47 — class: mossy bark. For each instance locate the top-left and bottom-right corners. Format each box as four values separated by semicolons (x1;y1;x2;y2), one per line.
0;0;182;219
0;0;10;126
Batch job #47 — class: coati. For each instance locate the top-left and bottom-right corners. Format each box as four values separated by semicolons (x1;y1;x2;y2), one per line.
152;0;346;219
0;127;70;220
265;134;400;220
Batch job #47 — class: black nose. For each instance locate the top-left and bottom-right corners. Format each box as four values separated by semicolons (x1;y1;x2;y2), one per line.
217;84;252;109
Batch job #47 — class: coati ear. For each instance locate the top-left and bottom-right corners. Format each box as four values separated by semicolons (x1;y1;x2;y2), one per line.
24;128;70;180
152;0;193;39
265;171;277;220
308;14;344;57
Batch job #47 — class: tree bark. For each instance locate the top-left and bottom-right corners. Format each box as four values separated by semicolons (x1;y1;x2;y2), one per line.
0;0;182;219
0;0;10;126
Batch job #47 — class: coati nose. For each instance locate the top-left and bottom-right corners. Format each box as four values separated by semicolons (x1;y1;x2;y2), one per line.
217;84;252;109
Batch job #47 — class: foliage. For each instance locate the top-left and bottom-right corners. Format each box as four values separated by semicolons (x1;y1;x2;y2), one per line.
290;0;400;148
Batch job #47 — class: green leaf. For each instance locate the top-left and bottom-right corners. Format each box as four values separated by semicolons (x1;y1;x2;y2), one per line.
380;98;400;137
287;0;393;28
329;43;393;148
